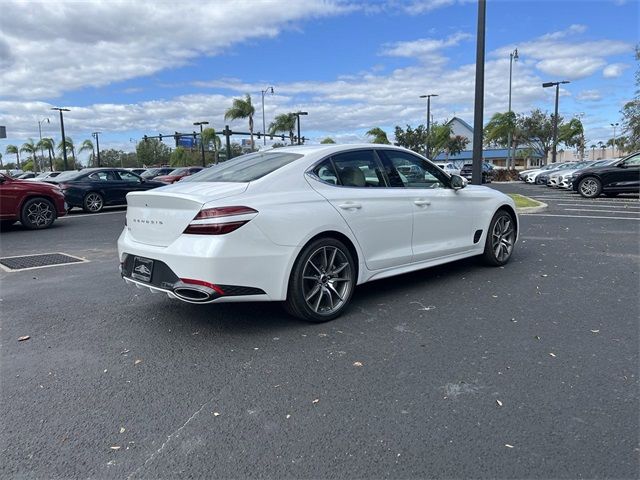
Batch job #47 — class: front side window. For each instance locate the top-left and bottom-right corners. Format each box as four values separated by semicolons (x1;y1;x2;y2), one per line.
87;171;117;181
330;150;385;188
117;171;141;182
622;153;640;167
377;150;449;189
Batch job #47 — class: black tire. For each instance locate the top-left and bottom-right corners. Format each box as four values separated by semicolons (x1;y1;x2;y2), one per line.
285;237;356;322
578;176;602;198
83;192;104;213
20;197;56;230
604;192;619;197
482;210;516;266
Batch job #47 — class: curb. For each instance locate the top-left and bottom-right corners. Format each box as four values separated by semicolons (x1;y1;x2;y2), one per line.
517;200;548;214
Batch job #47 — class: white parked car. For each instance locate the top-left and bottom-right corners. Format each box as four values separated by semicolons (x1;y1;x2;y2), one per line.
433;161;461;176
118;145;518;322
25;171;62;181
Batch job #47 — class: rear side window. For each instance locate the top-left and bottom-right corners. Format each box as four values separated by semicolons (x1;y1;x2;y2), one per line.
331;150;385;187
183;152;303;183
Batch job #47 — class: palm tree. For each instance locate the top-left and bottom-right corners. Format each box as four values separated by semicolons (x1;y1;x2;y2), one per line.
38;137;55;171
0;152;3;168
590;144;597;160
268;113;296;145
320;137;336;144
5;145;20;169
484;111;520;168
79;139;95;166
225;94;256;150
366;127;391;144
20;138;39;172
202;127;221;163
57;137;76;168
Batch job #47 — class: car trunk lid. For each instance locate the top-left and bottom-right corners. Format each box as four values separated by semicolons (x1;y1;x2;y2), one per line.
125;182;248;246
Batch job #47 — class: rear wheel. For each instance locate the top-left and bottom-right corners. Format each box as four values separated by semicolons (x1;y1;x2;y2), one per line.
578;177;602;198
83;192;104;213
20;197;56;229
482;210;516;266
285;238;355;322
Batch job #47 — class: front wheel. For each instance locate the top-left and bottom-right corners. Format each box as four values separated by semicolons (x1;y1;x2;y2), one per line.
482;210;516;266
20;197;56;229
83;192;104;213
285;238;356;322
578;177;602;198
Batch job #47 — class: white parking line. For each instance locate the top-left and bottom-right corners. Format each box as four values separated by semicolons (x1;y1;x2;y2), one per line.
521;213;640;221
557;203;640;209
562;208;640;214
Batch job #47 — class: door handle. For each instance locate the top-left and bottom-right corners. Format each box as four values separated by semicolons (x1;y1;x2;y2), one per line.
338;202;362;210
414;199;431;206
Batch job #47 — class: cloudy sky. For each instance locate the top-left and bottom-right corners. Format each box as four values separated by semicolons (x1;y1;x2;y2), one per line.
0;0;637;162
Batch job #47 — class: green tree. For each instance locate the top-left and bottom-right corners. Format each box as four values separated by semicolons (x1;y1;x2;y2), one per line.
37;137;55;171
0;152;2;168
484;112;524;168
169;147;192;167
202;127;221;163
269;113;296;145
79;139;95;166
519;109;558;164
620;45;639;151
427;123;469;160
271;142;286;148
57;137;77;168
5;145;20;169
225;94;256;150
20;139;39;172
394;124;428;153
558;118;585;157
136;138;171;166
366;127;391;144
320;137;336;144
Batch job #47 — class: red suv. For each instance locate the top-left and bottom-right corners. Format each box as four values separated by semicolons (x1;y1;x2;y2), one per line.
0;173;67;229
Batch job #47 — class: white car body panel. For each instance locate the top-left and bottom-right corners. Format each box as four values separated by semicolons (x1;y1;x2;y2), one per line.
118;144;518;304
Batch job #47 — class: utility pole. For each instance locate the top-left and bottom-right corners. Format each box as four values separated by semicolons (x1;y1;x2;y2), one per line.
542;80;570;164
92;132;101;167
507;48;518;169
37;118;50;172
294;111;308;145
471;0;486;185
51;107;70;170
193;121;209;166
261;86;274;146
610;122;619;157
419;94;438;159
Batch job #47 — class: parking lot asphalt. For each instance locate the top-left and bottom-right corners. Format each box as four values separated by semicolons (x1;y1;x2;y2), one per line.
1;190;638;479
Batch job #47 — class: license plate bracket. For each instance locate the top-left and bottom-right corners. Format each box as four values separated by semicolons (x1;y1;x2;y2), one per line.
131;256;154;282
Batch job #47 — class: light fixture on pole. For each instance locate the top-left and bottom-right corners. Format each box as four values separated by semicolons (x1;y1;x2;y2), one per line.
51;107;70;170
419;94;438;159
293;111;308;145
91;132;102;167
193;121;209;167
507;48;518;169
610;122;619;157
542;80;570;164
261;86;274;146
37;117;50;172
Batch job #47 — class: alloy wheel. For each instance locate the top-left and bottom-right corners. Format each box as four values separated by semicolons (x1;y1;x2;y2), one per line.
491;215;515;263
85;193;103;212
26;200;54;227
579;178;599;197
302;246;353;315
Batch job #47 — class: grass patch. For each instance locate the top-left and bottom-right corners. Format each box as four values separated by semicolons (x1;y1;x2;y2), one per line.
508;193;541;208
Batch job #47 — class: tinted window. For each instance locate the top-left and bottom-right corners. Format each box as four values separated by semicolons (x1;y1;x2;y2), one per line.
88;171;117;181
182;152;302;183
141;168;159;178
117;171;141;182
312;159;339;185
331;150;385;187
53;171;86;182
378;150;449;188
622;153;640;166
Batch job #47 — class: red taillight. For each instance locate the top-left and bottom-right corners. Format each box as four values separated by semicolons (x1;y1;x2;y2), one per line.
183;206;257;235
180;278;225;295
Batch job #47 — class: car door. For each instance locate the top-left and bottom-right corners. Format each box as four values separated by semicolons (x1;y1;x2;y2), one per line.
86;170;120;204
0;174;21;219
604;154;640;191
115;170;148;201
306;149;414;270
377;149;480;262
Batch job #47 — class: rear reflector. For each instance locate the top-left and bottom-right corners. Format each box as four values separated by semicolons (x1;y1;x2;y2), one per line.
183;206;257;235
180;278;225;295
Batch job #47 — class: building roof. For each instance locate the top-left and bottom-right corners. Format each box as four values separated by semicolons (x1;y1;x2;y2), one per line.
446;117;474;132
435;148;544;161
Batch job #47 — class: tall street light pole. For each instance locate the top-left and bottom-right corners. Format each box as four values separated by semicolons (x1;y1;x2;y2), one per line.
419;94;438;159
294;111;308;145
37;117;50;173
471;0;486;185
610;122;619;157
193;121;209;167
51;107;70;171
92;132;102;167
542;80;570;164
261;86;274;146
507;48;518;169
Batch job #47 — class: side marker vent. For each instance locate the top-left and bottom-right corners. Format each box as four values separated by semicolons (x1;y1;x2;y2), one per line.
473;229;483;244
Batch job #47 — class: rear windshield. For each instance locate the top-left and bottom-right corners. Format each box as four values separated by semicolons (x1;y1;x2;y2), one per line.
183;151;303;183
52;170;85;182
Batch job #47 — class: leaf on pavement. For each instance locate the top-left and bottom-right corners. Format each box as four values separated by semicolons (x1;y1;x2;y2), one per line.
590;329;600;333
549;352;556;357
312;399;319;404
496;400;503;407
353;361;363;367
504;444;514;449
18;336;30;342
134;359;142;365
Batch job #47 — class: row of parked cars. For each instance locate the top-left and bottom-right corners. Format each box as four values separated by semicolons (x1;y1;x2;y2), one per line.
0;166;204;229
518;152;640;198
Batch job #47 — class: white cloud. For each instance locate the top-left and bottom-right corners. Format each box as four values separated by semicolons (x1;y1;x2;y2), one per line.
0;0;350;100
602;63;629;78
536;58;606;79
380;32;472;61
539;24;587;41
576;89;602;101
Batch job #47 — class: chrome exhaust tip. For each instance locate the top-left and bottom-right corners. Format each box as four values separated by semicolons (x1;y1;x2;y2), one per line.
172;282;216;303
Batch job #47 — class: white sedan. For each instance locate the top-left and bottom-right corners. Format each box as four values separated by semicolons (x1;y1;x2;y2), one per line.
118;145;518;322
433;161;461;176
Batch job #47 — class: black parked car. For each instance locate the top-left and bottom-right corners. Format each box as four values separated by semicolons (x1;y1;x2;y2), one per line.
572;152;640;198
49;168;165;212
460;162;494;183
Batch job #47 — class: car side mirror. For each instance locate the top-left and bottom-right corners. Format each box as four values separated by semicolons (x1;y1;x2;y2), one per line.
451;174;467;190
617;163;627;168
